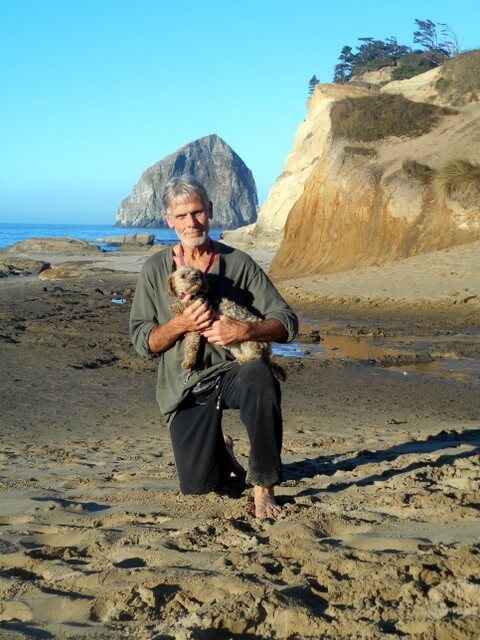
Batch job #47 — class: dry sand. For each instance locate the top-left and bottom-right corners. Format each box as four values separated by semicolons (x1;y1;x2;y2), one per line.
0;241;479;639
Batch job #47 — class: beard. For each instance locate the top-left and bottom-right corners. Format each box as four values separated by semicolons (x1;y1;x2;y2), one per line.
177;229;208;248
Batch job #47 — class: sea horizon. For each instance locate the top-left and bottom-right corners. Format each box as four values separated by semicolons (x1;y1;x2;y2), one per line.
0;222;222;250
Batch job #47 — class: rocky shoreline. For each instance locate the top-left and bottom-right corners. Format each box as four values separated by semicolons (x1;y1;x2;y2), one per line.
0;239;479;639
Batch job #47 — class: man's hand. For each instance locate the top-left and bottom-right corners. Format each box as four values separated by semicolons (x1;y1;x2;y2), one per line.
180;296;214;333
147;296;213;355
203;316;288;347
202;315;249;346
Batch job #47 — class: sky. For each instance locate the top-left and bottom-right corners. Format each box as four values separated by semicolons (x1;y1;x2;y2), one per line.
1;0;479;224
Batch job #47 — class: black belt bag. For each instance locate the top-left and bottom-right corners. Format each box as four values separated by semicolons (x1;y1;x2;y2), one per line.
191;375;223;406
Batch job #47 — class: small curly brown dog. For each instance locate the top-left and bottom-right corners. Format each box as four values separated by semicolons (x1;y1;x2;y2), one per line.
167;266;286;380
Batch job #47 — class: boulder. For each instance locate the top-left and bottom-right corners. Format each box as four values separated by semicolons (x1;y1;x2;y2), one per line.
0;258;50;278
5;238;101;254
39;267;87;281
118;242;168;253
123;233;154;245
39;266;121;281
116;134;258;229
91;233;155;246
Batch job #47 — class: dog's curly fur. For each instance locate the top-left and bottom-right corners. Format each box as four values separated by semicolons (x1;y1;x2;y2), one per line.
167;266;286;380
167;266;208;371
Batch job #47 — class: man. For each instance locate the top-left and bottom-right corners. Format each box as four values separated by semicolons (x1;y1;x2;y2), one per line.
130;176;298;517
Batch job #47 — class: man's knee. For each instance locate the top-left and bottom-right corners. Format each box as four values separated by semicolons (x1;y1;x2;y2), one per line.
236;359;280;397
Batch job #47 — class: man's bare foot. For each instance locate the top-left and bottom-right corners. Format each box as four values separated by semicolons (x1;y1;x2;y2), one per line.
223;435;245;479
253;486;281;519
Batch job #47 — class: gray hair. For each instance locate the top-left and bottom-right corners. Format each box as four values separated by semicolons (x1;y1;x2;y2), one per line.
162;176;211;216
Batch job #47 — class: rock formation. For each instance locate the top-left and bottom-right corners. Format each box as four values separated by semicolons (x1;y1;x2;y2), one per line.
227;53;480;276
91;234;155;246
38;266;121;281
4;238;101;255
0;258;50;278
269;90;480;276
225;85;371;249
270;137;480;276
116;135;258;229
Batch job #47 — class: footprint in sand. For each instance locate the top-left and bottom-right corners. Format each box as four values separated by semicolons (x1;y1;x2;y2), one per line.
93;510;172;527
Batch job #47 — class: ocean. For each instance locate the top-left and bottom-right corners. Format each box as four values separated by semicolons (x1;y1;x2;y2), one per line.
0;223;222;251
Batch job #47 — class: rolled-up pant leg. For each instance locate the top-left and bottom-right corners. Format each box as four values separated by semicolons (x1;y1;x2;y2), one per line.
220;359;283;487
170;393;231;495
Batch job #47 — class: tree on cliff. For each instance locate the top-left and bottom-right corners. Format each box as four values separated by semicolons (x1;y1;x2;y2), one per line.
333;36;412;83
332;19;459;83
413;19;459;57
308;74;319;95
333;46;355;83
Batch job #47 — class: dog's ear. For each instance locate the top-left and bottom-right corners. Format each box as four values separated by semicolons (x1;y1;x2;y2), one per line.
167;274;177;297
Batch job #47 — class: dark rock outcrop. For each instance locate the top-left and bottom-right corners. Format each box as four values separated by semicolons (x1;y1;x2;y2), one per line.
116;135;258;229
0;258;50;278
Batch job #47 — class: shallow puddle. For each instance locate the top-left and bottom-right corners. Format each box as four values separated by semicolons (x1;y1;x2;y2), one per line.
273;318;480;386
388;358;480;384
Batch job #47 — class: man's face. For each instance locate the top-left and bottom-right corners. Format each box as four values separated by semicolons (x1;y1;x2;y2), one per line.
165;196;212;248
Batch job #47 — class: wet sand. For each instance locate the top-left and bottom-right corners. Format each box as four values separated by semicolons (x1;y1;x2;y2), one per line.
1;244;480;639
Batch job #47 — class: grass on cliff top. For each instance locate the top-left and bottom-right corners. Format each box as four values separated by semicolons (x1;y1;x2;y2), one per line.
433;159;480;208
331;94;454;142
435;50;480;106
391;51;446;81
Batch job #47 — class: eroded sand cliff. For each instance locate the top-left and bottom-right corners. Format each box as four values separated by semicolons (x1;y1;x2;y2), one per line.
224;84;370;249
270;103;480;276
227;54;480;277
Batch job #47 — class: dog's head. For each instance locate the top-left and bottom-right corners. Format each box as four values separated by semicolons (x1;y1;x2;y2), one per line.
167;266;209;299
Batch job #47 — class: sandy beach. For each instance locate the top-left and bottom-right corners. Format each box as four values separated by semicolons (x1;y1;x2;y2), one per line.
1;241;479;639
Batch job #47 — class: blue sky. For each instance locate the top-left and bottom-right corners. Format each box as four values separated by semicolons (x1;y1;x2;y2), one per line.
1;0;478;224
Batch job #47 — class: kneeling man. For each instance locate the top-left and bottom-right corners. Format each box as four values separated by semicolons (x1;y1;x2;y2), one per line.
129;176;298;517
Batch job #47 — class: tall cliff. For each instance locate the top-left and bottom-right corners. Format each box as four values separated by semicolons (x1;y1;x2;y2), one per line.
270;90;480;276
226;52;480;272
116;135;258;229
224;84;370;248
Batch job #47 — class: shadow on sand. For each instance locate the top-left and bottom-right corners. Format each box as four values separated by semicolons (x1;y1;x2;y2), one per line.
283;428;480;496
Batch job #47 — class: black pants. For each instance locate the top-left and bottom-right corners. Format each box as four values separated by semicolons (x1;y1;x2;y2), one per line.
170;359;283;494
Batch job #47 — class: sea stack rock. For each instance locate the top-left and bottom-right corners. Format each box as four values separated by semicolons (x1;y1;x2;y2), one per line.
116;135;258;229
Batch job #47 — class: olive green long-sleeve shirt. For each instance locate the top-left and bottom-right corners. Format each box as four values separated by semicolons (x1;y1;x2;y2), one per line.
129;242;298;426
